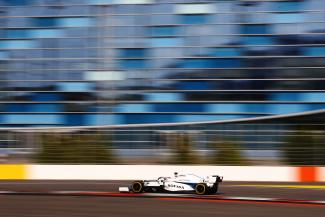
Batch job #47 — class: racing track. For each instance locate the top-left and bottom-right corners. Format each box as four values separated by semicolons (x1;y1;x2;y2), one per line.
0;181;325;217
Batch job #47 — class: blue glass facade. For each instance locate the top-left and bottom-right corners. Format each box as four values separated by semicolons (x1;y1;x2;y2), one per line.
0;0;325;127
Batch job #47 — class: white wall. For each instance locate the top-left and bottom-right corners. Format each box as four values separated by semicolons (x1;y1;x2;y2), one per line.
28;165;296;182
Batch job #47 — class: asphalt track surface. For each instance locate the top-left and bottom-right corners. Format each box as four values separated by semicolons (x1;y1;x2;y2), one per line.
0;181;325;217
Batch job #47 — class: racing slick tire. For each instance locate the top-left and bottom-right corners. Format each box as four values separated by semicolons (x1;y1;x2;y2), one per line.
208;183;219;194
131;181;144;193
195;183;208;195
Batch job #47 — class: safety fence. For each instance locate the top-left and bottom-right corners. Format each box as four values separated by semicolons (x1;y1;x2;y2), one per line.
0;110;325;165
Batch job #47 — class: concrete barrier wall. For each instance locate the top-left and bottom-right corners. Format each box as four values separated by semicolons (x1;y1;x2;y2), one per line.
0;165;324;182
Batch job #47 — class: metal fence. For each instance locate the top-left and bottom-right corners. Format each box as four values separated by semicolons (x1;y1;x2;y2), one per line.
1;113;325;165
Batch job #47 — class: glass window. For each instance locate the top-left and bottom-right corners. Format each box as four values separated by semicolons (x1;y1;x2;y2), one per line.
29;29;63;38
28;104;63;112
119;48;147;58
0;52;8;59
56;82;94;92
177;81;212;90
119;60;147;69
116;104;152;113
6;0;29;6
176;115;245;122
0;40;37;49
272;13;304;23
268;104;308;114
180;15;208;24
150;38;182;47
206;104;243;113
57;17;94;27
272;1;302;12
302;93;325;102
3;115;63;124
31;93;62;102
34;18;57;27
6;29;29;39
303;47;325;56
209;48;241;57
182;59;240;68
242;36;274;45
153;104;204;112
144;93;183;101
241;25;269;34
150;26;177;37
175;3;215;14
84;71;126;81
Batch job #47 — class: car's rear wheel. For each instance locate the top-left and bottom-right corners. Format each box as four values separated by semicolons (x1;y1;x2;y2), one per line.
209;183;219;194
195;183;207;195
131;181;144;193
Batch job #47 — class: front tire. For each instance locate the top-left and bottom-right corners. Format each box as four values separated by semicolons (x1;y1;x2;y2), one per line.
131;181;144;193
195;183;207;195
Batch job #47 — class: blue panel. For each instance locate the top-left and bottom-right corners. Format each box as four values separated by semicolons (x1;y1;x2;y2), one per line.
28;104;63;112
303;47;325;56
65;114;84;126
29;29;63;38
270;93;301;101
177;81;212;90
144;93;183;101
0;40;37;49
267;104;308;114
6;0;28;5
272;1;302;12
57;82;94;92
206;104;243;113
32;93;62;102
3;115;63;124
209;48;241;57
0;52;8;59
150;38;182;47
242;104;267;113
302;93;325;102
119;49;146;58
92;0;113;4
58;18;94;27
273;13;304;23
242;36;274;45
181;15;208;24
119;60;147;69
241;25;269;34
34;18;57;27
176;115;250;122
308;104;325;110
7;30;29;38
214;59;241;68
122;114;175;124
182;59;240;68
154;104;204;112
85;114;122;125
5;104;62;113
6;104;28;112
150;26;177;36
116;104;152;113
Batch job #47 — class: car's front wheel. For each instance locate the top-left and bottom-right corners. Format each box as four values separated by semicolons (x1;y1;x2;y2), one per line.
131;181;144;193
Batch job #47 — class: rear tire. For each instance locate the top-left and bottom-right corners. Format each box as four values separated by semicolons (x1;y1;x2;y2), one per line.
209;183;219;194
131;181;144;193
195;183;207;195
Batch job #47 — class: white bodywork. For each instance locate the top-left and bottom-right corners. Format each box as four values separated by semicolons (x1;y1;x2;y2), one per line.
142;173;222;192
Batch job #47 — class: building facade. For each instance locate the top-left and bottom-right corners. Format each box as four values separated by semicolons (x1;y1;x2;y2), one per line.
1;0;325;127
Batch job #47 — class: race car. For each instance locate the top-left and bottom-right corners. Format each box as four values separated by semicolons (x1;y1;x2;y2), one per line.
120;172;223;195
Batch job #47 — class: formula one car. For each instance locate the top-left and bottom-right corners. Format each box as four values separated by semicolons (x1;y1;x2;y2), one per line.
119;172;223;195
